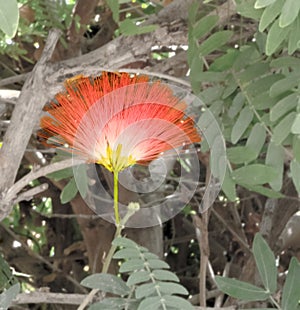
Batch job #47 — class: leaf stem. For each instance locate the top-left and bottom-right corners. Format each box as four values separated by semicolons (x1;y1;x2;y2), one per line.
140;252;167;310
230;69;273;136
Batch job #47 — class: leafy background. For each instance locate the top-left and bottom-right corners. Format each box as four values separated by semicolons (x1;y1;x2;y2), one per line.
0;0;300;309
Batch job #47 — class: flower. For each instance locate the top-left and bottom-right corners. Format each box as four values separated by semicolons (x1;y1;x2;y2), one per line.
40;72;201;173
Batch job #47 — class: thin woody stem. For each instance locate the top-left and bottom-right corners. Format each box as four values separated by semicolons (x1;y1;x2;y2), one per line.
102;224;123;273
78;224;123;310
114;170;120;225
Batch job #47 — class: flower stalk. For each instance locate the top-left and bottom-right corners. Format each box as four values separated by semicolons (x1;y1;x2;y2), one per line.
113;170;120;225
77;199;140;310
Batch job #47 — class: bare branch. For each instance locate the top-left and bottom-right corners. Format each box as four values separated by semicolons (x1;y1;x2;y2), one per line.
0;29;62;220
12;291;237;309
211;208;251;254
208;0;237;24
13;292;92;306
0;73;29;87
120;68;191;87
36;212;101;219
12;183;49;205
3;158;83;207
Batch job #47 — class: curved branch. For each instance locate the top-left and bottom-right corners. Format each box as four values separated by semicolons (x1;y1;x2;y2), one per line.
4;158;84;206
0;29;62;220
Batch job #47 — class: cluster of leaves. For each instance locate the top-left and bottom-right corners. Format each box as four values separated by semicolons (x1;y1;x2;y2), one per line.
0;0;76;62
188;1;300;201
187;3;300;307
216;233;300;309
81;237;193;310
0;254;20;310
106;0;159;36
46;151;88;204
237;0;300;55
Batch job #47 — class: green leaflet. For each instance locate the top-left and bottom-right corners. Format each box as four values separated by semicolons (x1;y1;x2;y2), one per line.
231;164;277;185
279;0;300;28
0;0;19;38
281;257;300;310
215;276;270;301
253;233;277;294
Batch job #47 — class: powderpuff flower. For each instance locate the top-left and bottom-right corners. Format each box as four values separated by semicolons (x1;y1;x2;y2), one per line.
39;72;201;173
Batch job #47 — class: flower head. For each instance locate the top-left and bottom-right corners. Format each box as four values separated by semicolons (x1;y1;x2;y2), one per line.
40;72;201;173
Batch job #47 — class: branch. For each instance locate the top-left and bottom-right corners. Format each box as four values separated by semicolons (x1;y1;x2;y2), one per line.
121;68;191;87
0;73;29;87
211;208;251;254
45;23;188;95
192;166;214;307
146;0;194;24
12;183;49;205
3;158;83;209
12;292;92;306
0;29;62;220
208;0;237;25
12;290;237;309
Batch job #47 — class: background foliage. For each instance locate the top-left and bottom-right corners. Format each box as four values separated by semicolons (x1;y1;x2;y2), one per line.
0;0;299;309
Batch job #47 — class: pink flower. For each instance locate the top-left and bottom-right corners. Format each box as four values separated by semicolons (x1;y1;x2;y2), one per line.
40;72;201;173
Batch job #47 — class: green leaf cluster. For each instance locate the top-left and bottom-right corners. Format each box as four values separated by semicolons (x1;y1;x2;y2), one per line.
238;0;300;55
46;151;88;204
81;237;193;310
216;233;300;310
189;8;300;199
0;254;18;292
48;163;88;204
0;254;20;310
106;0;158;36
0;0;75;62
188;3;233;94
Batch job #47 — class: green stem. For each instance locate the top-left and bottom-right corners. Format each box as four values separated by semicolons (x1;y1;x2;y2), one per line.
78;206;138;310
78;171;121;310
77;224;123;310
102;203;140;275
102;224;122;273
269;295;281;309
114;170;120;225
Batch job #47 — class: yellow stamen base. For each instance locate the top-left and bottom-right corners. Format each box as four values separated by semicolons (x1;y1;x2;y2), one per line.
97;144;136;172
97;144;136;225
